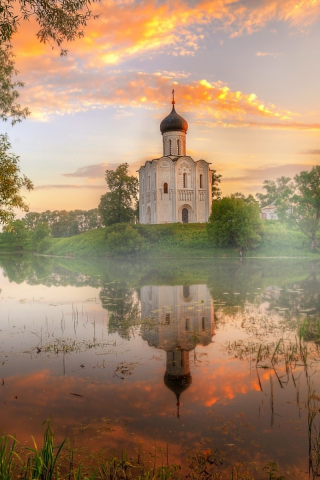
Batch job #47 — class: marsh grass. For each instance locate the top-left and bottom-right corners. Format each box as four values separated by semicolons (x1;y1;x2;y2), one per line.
1;423;289;480
0;435;20;480
22;420;65;480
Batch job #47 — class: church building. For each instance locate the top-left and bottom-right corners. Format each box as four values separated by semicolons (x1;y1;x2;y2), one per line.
138;93;212;224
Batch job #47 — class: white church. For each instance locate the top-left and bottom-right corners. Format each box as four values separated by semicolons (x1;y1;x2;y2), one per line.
138;93;213;224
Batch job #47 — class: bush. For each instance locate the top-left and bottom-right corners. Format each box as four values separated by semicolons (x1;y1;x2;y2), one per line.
105;224;146;255
207;196;263;251
36;237;53;253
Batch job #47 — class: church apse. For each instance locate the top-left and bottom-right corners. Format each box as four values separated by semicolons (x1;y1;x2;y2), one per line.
140;284;214;417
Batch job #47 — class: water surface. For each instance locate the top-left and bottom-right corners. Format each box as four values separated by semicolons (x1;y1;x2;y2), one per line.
1;254;320;478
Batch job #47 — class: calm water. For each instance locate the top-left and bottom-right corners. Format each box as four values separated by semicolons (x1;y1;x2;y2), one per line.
1;254;320;478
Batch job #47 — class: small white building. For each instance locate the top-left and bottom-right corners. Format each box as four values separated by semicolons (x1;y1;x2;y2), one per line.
260;203;278;220
138;95;213;224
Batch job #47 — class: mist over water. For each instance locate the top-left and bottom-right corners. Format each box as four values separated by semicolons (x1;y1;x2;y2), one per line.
0;254;320;478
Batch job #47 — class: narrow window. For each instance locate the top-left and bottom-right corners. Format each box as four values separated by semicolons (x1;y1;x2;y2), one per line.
186;318;190;331
177;139;180;155
183;173;187;188
202;317;205;331
163;182;168;194
148;176;150;191
183;285;190;298
142;178;144;191
165;314;170;325
172;351;176;367
200;174;203;189
154;172;156;187
169;139;172;155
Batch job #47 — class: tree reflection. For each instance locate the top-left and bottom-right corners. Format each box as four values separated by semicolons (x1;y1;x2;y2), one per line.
99;282;140;340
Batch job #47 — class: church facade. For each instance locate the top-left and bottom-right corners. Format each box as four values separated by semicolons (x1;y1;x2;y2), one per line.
138;95;212;224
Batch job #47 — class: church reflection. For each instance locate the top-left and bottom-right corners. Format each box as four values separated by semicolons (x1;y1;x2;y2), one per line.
140;285;214;417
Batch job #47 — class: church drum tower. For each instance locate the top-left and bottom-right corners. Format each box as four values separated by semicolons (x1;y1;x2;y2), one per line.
138;92;212;224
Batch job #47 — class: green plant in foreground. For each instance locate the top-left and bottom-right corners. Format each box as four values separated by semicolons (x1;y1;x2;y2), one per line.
263;462;285;480
0;434;20;480
22;420;65;480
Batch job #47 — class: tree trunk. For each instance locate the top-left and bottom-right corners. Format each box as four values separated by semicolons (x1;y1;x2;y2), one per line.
311;238;315;251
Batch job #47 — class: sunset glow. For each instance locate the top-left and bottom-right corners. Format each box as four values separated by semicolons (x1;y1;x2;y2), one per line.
4;0;320;212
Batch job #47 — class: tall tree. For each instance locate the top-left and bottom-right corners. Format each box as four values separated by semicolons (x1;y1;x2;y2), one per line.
258;167;320;251
99;163;139;226
1;0;98;54
207;195;262;254
256;176;293;208
0;0;98;226
211;169;222;201
0;134;33;225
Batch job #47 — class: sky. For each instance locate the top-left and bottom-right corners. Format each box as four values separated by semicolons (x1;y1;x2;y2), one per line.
4;0;320;212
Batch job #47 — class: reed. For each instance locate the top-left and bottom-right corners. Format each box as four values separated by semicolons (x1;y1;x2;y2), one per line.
21;420;65;480
0;435;20;480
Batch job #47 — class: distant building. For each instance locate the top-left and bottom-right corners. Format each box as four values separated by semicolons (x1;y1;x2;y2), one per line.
138;92;212;224
260;203;278;220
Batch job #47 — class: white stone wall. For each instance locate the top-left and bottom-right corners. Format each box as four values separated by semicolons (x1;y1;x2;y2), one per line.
162;131;186;156
140;284;215;353
139;156;212;224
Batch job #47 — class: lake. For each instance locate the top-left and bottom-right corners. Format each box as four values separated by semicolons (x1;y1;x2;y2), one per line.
1;254;320;478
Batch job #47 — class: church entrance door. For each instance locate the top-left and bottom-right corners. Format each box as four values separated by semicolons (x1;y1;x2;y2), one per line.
182;208;189;223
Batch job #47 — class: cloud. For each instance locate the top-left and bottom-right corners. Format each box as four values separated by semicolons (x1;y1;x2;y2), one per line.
200;120;320;130
34;184;106;190
300;149;320;155
63;161;142;179
222;163;314;185
256;52;282;57
13;0;320;69
19;70;299;128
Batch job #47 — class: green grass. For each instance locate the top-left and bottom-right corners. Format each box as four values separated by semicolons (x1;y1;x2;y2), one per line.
0;222;319;258
1;422;286;480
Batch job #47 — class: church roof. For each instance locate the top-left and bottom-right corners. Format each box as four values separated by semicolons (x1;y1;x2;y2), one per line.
160;105;188;134
164;372;192;397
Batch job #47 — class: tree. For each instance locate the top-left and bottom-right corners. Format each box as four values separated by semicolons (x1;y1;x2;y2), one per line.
1;219;30;248
256;176;293;208
0;134;33;225
99;163;139;226
207;195;262;254
211;169;222;201
0;0;98;226
257;167;320;251
0;47;30;125
1;0;98;54
32;221;51;249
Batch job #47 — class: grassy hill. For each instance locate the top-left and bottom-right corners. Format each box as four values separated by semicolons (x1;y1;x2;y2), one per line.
1;222;315;258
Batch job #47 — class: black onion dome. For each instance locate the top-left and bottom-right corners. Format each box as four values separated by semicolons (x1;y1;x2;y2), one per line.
164;372;192;398
160;105;188;134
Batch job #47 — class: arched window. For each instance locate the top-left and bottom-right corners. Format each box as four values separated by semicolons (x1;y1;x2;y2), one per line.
202;317;205;331
169;139;172;155
200;174;203;189
148;176;151;191
177;139;180;155
163;182;168;194
183;173;187;188
183;285;190;298
186;318;190;331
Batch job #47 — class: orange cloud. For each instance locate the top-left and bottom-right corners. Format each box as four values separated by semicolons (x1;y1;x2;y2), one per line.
12;0;320;67
18;71;297;127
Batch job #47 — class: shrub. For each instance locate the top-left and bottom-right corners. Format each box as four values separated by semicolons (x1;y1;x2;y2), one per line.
105;224;146;255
